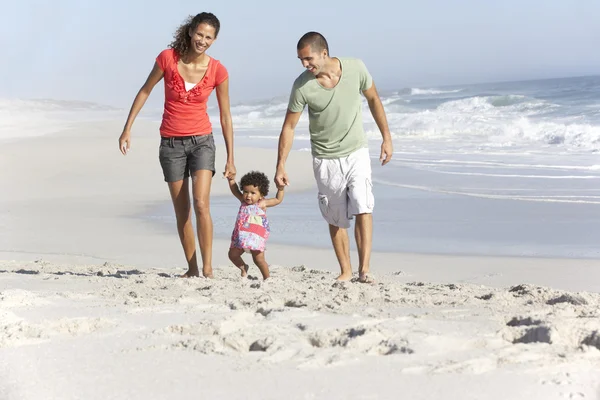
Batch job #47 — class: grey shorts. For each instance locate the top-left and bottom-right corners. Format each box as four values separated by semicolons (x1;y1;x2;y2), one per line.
158;134;216;182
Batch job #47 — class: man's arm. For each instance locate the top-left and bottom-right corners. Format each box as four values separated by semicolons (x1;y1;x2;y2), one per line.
363;82;393;165
275;109;303;188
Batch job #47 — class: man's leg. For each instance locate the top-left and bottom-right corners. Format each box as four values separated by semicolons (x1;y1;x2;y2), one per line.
329;224;353;280
313;156;352;280
355;213;373;282
347;148;375;283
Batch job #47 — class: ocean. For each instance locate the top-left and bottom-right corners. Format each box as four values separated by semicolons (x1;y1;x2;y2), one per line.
4;75;600;258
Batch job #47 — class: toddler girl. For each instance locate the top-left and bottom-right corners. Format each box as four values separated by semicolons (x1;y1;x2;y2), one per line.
227;171;284;280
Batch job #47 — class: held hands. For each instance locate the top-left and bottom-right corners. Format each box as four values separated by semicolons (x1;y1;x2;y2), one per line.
274;167;289;189
223;161;237;180
380;140;393;166
119;131;131;155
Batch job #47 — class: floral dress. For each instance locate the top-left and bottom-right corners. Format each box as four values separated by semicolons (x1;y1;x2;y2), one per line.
230;203;270;252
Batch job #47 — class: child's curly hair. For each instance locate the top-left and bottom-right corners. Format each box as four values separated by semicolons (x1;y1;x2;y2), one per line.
240;171;270;197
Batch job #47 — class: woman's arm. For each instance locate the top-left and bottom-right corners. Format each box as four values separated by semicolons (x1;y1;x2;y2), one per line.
119;62;164;155
216;78;236;179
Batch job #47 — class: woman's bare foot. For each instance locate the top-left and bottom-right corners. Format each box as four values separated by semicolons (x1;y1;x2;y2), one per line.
202;267;214;279
237;264;249;278
181;268;200;278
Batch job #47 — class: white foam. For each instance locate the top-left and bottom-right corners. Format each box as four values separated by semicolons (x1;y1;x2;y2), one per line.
409;87;463;95
363;95;600;152
207;92;600;153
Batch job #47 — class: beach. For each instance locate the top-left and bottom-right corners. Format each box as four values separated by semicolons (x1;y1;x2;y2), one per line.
1;110;600;399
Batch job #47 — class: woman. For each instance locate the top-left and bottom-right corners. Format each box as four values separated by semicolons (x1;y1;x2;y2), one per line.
119;12;235;278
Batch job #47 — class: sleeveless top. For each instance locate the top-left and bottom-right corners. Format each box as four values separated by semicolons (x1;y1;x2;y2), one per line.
230;203;270;251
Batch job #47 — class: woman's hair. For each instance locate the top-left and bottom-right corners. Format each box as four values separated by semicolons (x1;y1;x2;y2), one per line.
169;12;221;56
240;171;270;197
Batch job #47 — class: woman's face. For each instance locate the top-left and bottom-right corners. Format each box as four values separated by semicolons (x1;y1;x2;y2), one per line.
188;23;217;55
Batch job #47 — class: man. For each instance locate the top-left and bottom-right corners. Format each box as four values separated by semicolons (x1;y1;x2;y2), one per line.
275;31;393;283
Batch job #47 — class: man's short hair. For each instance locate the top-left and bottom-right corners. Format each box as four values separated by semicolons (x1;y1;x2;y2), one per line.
297;31;329;54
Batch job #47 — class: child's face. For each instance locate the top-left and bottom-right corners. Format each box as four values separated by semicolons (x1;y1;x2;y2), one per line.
241;184;262;205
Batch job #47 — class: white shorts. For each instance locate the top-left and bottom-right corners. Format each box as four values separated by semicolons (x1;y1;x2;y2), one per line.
312;147;374;228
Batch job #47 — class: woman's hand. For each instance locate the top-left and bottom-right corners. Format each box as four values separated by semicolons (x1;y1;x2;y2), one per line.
223;161;236;180
119;131;131;155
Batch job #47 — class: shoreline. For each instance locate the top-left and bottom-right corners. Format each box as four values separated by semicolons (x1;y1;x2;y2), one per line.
139;185;600;261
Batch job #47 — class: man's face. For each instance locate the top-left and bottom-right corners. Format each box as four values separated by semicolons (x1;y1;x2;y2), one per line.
297;45;326;75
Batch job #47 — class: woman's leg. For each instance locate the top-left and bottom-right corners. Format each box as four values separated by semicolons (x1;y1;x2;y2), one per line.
191;170;214;278
166;179;199;277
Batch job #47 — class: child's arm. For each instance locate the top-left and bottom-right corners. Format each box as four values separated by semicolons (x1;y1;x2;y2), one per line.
228;177;244;202
263;187;285;208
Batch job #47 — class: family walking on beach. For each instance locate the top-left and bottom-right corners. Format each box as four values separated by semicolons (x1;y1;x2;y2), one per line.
118;12;393;283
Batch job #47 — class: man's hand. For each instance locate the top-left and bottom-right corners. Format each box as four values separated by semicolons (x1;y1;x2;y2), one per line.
380;140;393;166
274;166;289;189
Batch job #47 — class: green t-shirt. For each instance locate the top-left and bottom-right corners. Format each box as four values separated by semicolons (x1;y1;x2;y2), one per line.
287;57;373;159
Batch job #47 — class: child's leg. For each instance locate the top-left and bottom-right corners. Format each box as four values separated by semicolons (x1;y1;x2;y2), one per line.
250;250;270;280
228;248;249;277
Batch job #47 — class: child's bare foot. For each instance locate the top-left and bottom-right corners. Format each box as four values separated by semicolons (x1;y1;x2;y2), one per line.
335;272;353;281
237;264;249;278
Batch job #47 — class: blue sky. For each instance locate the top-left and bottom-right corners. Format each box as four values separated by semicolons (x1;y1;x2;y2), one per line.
2;0;600;107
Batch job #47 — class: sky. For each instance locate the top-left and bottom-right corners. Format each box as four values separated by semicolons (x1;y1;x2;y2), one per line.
1;0;600;108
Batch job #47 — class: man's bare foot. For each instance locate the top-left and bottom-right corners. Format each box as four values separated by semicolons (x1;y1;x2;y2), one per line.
181;268;200;278
358;273;375;284
335;272;353;281
237;264;249;278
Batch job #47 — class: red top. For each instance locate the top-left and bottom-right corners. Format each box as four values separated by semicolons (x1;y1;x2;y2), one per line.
156;48;228;137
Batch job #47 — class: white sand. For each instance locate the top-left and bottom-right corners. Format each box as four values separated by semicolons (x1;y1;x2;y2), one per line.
1;121;600;399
